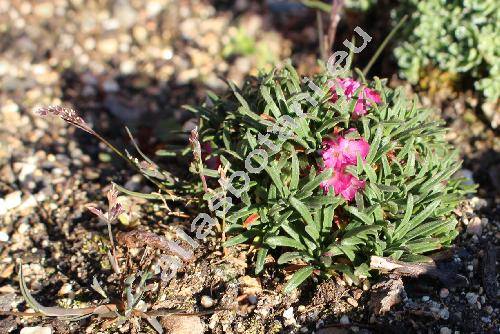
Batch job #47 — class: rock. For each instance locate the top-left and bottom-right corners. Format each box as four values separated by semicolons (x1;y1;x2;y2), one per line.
440;327;452;334
422;296;430;302
0;191;22;215
238;275;261;296
283;307;294;319
439;288;449;298
481;316;491;323
466;217;483;236
470;197;487;210
58;283;73;296
369;276;406;314
0;232;9;242
439;308;449;320
120;59;136;74
102;79;120;93
482;101;499;129
20;327;53;334
97;38;119;55
200;295;214;308
247;295;257;304
465;292;478;304
33;2;54;18
161;315;204;334
347;297;358;307
339;315;350;325
283;306;296;326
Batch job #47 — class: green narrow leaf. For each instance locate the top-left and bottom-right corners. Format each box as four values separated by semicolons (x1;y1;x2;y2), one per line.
290;148;300;191
290;197;315;227
277;252;302;265
296;169;332;197
283;266;314;294
266;236;306;251
366;125;382;164
255;248;268;274
224;230;258;247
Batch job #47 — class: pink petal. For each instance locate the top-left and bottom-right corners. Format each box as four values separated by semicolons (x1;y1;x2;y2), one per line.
337;136;370;166
340;174;365;201
321;170;365;201
364;87;382;104
329;77;382;117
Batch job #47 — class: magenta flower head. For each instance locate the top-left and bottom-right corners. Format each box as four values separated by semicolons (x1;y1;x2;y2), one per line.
321;131;370;171
320;129;370;201
330;78;382;118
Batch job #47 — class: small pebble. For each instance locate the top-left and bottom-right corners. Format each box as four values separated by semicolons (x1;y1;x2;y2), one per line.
465;292;478;304
0;231;9;242
439;308;450;320
20;327;52;334
57;283;73;296
440;327;452;334
283;307;294;319
481;316;491;323
439;288;449;298
200;295;214;308
347;297;358;307
247;295;257;305
422;296;430;302
339;315;350;325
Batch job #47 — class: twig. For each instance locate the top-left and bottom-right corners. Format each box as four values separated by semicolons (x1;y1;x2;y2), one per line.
189;127;208;193
316;11;326;62
370;256;467;286
326;0;345;56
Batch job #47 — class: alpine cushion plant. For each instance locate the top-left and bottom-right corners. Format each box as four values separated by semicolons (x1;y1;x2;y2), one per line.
393;0;500;102
190;62;472;293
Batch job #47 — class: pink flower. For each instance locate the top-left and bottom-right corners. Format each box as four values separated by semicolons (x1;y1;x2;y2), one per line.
330;78;382;117
321;171;366;201
320;130;370;201
321;132;370;170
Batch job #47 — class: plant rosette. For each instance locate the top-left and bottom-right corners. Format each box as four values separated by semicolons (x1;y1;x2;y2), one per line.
189;63;473;293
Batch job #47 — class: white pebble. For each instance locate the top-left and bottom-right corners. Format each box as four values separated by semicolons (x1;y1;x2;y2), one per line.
0;231;9;242
20;327;52;334
283;307;294;319
200;295;214;308
422;296;430;302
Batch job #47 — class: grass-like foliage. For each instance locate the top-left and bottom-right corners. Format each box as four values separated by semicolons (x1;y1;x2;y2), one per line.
192;63;473;292
394;0;500;101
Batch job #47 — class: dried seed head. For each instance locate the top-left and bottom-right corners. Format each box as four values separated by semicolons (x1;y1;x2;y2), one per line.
86;204;105;220
108;202;125;223
189;127;202;161
35;105;95;135
106;184;119;210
